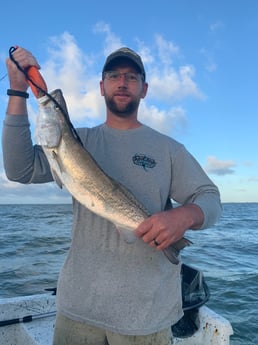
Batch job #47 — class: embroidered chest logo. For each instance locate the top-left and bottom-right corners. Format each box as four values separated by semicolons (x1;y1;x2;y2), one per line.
132;154;157;171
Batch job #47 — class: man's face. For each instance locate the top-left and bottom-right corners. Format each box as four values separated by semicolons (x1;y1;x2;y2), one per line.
100;63;148;118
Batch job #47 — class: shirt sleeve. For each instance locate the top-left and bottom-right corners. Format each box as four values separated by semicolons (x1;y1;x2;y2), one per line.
2;114;53;184
170;144;222;229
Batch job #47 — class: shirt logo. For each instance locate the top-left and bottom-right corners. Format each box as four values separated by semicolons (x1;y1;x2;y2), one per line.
132;154;156;171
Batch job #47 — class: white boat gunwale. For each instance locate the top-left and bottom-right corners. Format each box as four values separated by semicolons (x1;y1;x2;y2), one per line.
0;292;233;345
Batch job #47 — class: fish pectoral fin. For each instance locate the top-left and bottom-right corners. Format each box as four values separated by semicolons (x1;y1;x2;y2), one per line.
116;227;137;244
49;151;65;188
51;169;63;189
163;237;192;265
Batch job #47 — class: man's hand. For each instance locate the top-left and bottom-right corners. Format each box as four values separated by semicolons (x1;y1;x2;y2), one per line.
134;204;204;250
6;47;41;115
6;47;40;91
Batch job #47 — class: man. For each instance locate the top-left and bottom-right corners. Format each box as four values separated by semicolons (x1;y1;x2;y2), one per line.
3;46;222;345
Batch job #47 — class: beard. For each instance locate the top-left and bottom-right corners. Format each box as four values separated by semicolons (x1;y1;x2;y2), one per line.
104;94;140;118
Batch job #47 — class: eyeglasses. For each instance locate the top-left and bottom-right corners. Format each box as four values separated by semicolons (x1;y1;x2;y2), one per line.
104;71;143;83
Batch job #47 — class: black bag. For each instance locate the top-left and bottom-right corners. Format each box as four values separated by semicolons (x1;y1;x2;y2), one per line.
172;264;210;338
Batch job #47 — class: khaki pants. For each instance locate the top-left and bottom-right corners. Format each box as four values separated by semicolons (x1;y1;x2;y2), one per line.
53;313;174;345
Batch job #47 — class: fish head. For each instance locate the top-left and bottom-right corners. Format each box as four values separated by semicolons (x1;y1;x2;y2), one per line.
36;89;68;148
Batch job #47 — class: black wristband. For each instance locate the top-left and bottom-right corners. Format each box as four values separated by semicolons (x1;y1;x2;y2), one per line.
7;89;29;99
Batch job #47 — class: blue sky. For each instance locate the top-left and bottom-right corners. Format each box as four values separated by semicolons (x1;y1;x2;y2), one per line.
0;0;257;203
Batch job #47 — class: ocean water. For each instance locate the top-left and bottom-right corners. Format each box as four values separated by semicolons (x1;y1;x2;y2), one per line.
0;203;257;344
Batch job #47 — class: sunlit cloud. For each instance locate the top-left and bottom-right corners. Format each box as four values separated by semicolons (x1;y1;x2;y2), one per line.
147;64;204;101
37;27;203;131
40;32;104;125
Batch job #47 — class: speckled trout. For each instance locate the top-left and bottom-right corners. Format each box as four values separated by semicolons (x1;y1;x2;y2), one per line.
35;89;191;264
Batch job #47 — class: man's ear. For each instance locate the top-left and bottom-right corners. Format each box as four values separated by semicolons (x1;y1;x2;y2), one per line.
141;82;148;99
100;80;104;96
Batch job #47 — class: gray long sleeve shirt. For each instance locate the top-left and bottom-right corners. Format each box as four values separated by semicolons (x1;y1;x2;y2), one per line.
2;114;222;335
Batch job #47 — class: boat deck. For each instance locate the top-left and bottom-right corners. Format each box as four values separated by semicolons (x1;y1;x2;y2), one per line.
0;294;233;345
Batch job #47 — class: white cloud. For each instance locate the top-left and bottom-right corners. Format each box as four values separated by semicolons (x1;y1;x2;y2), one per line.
34;28;202;132
148;64;204;101
247;176;258;183
210;21;224;32
200;48;217;73
40;32;105;124
0;169;71;204
139;102;187;135
205;156;236;175
137;36;204;101
155;34;180;65
93;22;123;56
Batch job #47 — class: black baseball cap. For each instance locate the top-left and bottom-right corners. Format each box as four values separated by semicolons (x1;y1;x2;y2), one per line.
102;47;146;81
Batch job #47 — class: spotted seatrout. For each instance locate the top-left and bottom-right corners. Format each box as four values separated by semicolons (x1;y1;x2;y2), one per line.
35;89;191;264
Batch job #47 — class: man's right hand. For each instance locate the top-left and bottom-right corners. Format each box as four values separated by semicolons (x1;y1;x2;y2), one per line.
6;47;41;91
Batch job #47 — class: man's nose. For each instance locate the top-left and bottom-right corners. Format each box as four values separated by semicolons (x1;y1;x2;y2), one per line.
117;74;128;86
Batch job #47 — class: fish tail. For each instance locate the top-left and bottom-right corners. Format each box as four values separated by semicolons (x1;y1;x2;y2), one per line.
163;237;192;265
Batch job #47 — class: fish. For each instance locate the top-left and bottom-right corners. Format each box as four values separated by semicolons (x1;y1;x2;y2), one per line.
7;46;192;264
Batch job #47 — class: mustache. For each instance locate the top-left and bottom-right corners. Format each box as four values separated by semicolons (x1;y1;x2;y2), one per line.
113;91;131;96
